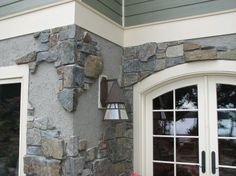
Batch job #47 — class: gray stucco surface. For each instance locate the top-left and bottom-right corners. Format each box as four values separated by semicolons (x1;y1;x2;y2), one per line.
73;32;122;147
0;34;36;67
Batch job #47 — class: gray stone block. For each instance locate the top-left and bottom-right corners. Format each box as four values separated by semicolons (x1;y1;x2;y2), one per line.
57;88;78;112
140;57;156;72
41;137;65;159
123;59;140;73
154;59;166;71
166;57;184;67
27;128;41;146
123;73;139;87
166;44;184;58
41;130;60;138
185;49;217;62
66;136;80;157
27;146;43;156
217;49;236;59
15;51;36;64
54;41;77;67
64;157;85;176
79;139;88;151
93;158;112;176
84;55;103;79
86;147;98;161
136;42;157;61
39;32;50;43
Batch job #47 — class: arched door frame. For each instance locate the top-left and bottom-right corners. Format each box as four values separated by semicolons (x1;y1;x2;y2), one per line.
133;60;236;175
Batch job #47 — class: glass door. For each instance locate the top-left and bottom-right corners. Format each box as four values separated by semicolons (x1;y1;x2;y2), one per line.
208;76;236;176
148;76;236;176
147;77;206;176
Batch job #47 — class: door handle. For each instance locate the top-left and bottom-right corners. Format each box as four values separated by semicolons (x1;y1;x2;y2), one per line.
211;151;216;174
201;151;206;173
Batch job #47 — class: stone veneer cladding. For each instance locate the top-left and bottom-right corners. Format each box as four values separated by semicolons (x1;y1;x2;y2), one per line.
3;23;236;176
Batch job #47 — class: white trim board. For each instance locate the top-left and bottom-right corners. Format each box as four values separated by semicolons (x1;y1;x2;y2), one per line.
0;65;29;176
0;0;236;47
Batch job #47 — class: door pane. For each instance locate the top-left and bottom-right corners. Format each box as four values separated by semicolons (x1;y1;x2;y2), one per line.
176;112;198;136
153;137;174;161
218;139;236;166
153;163;174;176
153;91;173;110
217;84;236;109
218;111;236;137
219;168;236;176
153;112;174;135
176;164;199;176
176;138;199;163
176;85;198;109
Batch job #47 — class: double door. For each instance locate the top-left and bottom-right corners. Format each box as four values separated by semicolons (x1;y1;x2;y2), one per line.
147;76;236;176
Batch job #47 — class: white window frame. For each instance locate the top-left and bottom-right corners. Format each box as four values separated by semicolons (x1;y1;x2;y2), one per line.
0;65;29;176
133;60;236;175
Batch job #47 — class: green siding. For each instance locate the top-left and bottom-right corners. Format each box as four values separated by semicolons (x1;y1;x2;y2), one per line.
0;0;22;7
0;0;62;18
82;0;122;25
125;0;236;26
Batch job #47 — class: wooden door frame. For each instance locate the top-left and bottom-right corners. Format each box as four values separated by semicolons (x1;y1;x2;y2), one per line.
133;60;236;175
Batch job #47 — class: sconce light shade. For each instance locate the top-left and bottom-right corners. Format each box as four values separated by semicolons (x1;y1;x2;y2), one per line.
102;79;128;120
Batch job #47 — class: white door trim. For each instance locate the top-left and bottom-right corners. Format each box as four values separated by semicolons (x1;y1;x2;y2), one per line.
0;65;29;176
133;60;236;175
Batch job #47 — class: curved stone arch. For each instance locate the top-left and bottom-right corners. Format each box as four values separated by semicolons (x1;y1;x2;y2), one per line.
133;60;236;175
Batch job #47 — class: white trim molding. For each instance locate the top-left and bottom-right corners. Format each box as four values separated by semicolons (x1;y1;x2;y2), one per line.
0;65;29;176
133;60;236;175
0;1;236;47
0;1;75;41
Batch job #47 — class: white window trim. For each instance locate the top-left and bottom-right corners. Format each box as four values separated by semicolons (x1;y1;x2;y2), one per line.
0;65;29;176
133;60;236;175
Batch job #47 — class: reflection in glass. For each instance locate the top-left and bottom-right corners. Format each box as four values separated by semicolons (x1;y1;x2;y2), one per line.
176;112;198;136
219;139;236;166
219;168;236;176
177;165;199;176
217;84;236;109
153;163;174;176
176;85;198;109
153;112;174;135
153;91;173;110
176;138;199;163
218;111;236;137
154;137;174;161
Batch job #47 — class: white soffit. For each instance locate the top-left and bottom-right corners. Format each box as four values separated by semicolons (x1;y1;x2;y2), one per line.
124;10;236;47
0;1;75;41
0;1;236;48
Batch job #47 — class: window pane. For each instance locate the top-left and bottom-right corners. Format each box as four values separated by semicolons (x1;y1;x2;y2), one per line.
218;111;236;137
219;168;236;176
176;138;199;163
177;164;199;176
176;85;198;109
176;112;198;136
219;139;236;166
217;84;236;109
153;112;174;135
153;163;174;176
153;137;174;161
153;91;173;110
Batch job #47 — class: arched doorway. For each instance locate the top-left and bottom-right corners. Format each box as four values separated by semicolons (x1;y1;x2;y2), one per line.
133;60;236;176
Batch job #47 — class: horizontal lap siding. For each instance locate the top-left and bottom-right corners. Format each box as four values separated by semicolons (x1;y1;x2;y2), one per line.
82;0;122;25
125;0;236;26
0;0;62;18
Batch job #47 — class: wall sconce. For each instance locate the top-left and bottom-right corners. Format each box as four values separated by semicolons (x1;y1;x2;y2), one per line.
99;75;128;120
